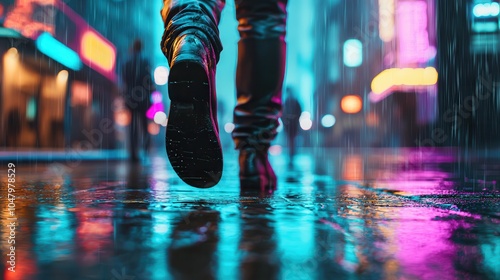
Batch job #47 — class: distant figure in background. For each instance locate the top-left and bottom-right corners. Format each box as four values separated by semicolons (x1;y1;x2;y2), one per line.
282;87;302;168
122;39;153;162
6;109;21;147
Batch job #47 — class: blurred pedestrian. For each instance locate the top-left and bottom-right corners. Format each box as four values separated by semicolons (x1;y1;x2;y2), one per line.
122;39;153;162
161;0;287;192
282;87;302;167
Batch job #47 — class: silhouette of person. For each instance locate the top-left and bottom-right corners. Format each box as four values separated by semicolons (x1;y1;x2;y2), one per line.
282;87;302;168
121;39;153;162
161;0;287;192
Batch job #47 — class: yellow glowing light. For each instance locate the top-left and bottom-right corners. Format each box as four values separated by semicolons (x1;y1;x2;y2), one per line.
379;0;395;42
5;48;19;68
371;67;438;95
81;30;116;72
57;70;69;83
341;95;363;114
7;47;18;56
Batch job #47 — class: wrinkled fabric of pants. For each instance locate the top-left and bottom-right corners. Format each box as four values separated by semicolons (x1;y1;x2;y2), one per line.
161;0;288;149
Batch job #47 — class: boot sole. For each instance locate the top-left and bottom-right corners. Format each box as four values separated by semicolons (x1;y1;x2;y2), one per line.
167;61;223;188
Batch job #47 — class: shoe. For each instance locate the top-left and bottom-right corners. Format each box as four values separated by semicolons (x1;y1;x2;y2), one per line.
166;33;222;188
239;147;276;193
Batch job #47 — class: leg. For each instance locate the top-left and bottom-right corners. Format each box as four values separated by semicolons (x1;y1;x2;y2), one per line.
232;0;288;192
161;0;226;188
129;110;139;162
288;134;296;167
161;0;225;63
140;111;150;154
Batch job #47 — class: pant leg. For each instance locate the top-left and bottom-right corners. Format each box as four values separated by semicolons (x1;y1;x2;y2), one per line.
232;0;288;149
234;0;287;40
139;112;150;153
129;110;139;160
161;0;226;64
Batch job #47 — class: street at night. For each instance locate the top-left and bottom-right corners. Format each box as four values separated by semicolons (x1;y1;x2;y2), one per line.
1;148;500;279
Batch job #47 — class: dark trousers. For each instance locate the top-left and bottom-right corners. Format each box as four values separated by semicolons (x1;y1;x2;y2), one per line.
161;0;287;149
128;109;150;160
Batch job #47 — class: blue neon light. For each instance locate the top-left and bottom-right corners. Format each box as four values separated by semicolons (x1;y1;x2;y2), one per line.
343;39;363;68
0;28;22;38
473;2;500;17
35;32;83;71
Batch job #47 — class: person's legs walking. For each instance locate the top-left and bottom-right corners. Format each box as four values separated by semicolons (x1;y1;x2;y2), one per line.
232;0;288;192
161;0;226;188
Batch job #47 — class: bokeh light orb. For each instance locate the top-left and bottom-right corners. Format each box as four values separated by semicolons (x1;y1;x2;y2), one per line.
321;114;336;128
341;95;363;114
154;66;169;86
224;123;235;133
154;111;168;127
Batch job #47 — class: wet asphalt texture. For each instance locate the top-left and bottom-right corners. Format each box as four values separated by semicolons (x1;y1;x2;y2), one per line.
1;147;499;280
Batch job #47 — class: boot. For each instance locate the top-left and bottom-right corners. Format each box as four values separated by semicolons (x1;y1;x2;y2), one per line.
233;37;286;192
161;1;224;188
239;146;277;193
232;0;287;192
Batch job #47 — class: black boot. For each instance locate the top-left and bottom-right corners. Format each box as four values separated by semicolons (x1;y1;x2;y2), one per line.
161;1;224;188
232;0;287;192
233;37;287;192
239;146;277;193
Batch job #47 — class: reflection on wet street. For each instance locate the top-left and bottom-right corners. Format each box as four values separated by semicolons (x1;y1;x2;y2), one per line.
1;148;500;279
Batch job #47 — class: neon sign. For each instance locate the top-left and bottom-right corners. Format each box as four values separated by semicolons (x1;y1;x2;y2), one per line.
371;67;438;95
2;0;117;81
396;1;435;65
3;0;56;39
36;32;82;70
80;30;116;74
473;2;500;17
379;0;396;42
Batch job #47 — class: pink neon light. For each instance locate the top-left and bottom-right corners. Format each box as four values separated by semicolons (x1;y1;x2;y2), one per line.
146;103;165;120
151;91;163;104
397;1;434;65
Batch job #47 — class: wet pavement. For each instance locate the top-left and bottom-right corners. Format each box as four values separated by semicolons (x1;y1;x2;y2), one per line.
1;147;500;280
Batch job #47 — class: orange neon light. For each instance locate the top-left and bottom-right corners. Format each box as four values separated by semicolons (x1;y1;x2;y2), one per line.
80;30;116;73
3;0;56;39
341;95;363;114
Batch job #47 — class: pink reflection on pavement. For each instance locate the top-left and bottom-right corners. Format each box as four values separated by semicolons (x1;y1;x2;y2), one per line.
386;207;467;279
